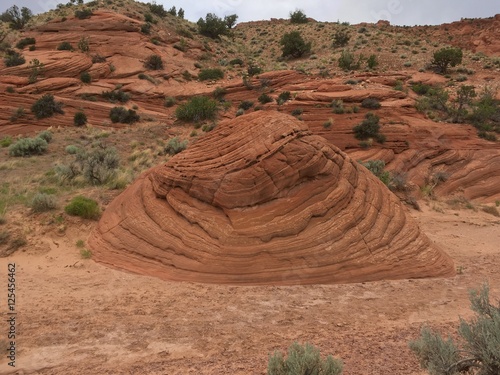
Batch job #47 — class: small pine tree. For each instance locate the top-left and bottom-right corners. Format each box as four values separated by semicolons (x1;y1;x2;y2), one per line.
280;31;311;58
431;47;463;74
289;9;308;24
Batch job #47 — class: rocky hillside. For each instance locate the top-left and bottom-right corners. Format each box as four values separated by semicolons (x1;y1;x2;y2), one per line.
1;0;499;205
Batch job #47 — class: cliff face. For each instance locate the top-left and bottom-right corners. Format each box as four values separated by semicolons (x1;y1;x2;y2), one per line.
89;111;455;285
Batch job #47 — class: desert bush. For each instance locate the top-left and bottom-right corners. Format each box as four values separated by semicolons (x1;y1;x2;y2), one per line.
9;107;26;122
28;58;44;83
77;36;90;52
338;49;361;70
197;13;229;38
91;54;106;63
65;196;100;219
277;91;291;105
360;160;391;186
144;12;154;23
410;283;500;375
229;58;244;66
478;131;497;142
80;71;91;83
74;111;87;126
37;130;53;143
57;41;73;51
31;193;57;212
9;137;48;156
198;68;224;81
411;82;432;95
0;136;13;148
224;14;238;29
235;108;244;116
361;98;381;109
258;93;273;104
141;22;151;34
280;31;311;58
291;108;303;117
148;3;167;18
109;107;139;124
212;87;227;100
175;96;218;122
289;9;308;24
65;145;80;154
268;342;343;375
15;37;35;49
164;137;188;155
4;50;25;67
247;64;263;76
1;5;32;30
74;8;93;19
367;54;378;69
102;89;130;103
239;100;254;110
415;87;449;113
353;113;385;143
164;96;176;107
31;94;64;119
431;47;463;74
332;28;350;48
144;54;163;70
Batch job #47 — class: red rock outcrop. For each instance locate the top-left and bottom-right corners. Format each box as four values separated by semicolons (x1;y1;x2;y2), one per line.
89;111;454;285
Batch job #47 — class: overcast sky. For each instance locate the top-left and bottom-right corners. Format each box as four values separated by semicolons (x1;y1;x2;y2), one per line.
2;0;499;26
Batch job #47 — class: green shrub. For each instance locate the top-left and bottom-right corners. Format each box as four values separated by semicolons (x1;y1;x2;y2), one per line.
291;108;303;117
361;98;381;109
353;113;385;143
331;99;345;114
289;9;308;24
360;160;391;186
9;137;48;156
148;3;167;18
74;8;93;19
109;107;139;124
31;94;64;119
212;87;227;100
64;196;100;219
65;145;80;154
102;89;130;103
198;68;224;81
332;28;350;48
280;31;311;58
15;37;35;49
410;283;500;375
247;64;262;76
10;107;26;122
175;96;218;122
164;96;176;107
77;36;90;52
4;50;25;67
144;54;163;70
431;47;463;73
164;137;188;155
57;41;73;51
239;100;254;110
144;12;154;23
141;22;151;34
229;58;244;66
338;49;361;70
268;342;343;375
91;54;106;63
277;91;291;105
0;136;13;148
74;111;87;126
197;13;229;38
367;54;378;69
31;193;57;212
258;93;273;104
80;71;91;83
37;130;53;143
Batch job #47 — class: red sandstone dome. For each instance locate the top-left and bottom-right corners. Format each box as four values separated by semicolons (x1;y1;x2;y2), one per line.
89;111;454;285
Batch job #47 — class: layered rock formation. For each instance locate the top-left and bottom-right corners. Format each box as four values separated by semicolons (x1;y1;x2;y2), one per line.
89;112;454;285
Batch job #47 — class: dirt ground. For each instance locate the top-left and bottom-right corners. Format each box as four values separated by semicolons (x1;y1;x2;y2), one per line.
0;200;499;375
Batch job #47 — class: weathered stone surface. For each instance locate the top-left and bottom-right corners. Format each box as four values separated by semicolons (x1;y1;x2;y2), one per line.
89;112;455;285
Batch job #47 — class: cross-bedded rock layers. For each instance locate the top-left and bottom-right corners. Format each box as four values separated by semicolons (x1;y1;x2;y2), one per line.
89;112;454;284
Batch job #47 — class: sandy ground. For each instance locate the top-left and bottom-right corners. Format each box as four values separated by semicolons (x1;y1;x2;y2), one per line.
0;201;499;375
